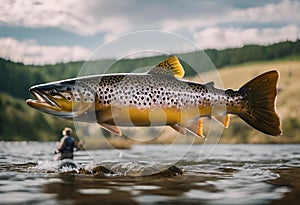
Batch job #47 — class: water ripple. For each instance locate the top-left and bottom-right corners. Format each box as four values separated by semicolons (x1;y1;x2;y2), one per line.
0;142;299;204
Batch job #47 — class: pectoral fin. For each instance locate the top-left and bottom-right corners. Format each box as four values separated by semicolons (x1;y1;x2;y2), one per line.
96;107;122;136
96;107;121;123
99;123;122;136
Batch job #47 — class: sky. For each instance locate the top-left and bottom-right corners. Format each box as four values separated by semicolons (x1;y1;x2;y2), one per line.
0;0;300;65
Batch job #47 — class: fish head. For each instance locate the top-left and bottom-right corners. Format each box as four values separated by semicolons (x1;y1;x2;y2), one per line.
26;79;94;118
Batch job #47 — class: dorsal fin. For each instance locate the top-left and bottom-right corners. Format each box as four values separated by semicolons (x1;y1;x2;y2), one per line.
205;81;215;87
148;56;185;78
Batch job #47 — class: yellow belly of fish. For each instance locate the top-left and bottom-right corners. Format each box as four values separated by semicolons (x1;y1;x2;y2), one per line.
100;106;212;126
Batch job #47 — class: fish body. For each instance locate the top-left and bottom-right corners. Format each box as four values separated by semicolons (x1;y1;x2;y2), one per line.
26;56;282;137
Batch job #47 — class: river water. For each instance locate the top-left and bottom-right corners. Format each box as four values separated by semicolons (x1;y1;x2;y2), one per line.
0;142;299;205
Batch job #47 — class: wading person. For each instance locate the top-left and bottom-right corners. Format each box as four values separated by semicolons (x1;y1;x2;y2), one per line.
55;127;76;160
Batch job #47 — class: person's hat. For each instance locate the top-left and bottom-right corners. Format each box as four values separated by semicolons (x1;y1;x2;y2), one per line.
62;127;72;135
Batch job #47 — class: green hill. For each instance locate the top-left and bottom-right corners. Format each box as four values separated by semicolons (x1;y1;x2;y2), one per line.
0;92;74;141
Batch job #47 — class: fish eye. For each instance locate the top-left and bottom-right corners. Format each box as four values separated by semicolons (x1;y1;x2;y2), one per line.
49;89;58;96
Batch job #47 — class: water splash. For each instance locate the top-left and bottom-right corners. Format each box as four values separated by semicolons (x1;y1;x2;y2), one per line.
33;160;79;173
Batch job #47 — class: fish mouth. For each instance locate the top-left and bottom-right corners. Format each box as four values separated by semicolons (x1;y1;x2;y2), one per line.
26;89;62;112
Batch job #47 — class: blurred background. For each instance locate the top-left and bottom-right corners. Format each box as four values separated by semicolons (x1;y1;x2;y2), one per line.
0;0;300;145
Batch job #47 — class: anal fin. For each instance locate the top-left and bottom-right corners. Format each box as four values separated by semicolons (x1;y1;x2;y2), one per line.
224;115;230;128
213;114;231;128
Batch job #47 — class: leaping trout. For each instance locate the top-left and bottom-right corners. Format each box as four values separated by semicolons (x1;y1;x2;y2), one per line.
26;56;282;137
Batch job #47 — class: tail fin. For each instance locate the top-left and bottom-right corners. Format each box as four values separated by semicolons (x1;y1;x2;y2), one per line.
238;70;282;136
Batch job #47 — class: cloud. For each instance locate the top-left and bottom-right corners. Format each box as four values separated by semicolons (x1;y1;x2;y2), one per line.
0;37;90;65
229;0;300;24
2;0;299;38
160;0;300;49
193;25;300;49
162;0;300;33
0;0;300;64
0;0;132;36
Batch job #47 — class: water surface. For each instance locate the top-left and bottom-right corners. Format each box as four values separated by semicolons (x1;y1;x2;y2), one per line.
0;142;299;205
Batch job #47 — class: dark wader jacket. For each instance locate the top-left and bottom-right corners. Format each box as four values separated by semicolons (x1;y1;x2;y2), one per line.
58;135;75;160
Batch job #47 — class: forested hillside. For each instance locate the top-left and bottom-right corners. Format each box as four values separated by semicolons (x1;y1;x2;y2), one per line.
0;40;299;141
